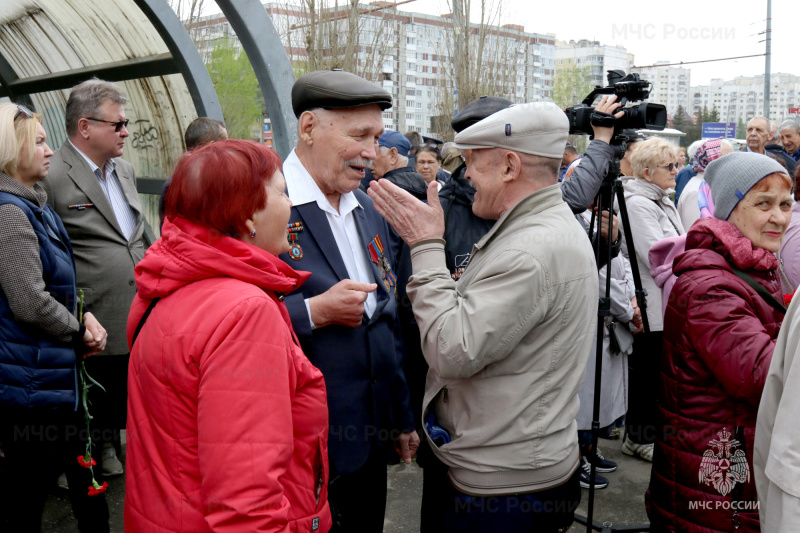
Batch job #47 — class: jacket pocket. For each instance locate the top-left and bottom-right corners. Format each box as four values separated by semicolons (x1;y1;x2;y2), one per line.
316;432;329;512
421;386;450;452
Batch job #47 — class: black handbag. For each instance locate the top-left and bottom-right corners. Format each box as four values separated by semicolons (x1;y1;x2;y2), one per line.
608;320;634;355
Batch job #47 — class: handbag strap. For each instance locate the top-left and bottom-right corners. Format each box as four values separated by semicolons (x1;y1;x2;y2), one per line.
131;297;161;348
648;197;682;236
729;265;786;315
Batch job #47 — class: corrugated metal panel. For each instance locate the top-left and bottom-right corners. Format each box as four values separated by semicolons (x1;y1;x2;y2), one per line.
0;0;203;234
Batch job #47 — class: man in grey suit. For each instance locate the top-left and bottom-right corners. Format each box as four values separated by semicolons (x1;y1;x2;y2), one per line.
41;79;144;477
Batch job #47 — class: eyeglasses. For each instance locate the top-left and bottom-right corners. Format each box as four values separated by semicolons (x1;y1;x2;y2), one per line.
85;117;129;132
14;105;33;121
655;162;681;172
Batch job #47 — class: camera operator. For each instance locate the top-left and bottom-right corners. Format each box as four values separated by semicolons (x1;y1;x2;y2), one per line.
561;95;625;215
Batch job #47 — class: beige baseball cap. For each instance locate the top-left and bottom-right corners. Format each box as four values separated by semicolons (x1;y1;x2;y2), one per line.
454;102;569;158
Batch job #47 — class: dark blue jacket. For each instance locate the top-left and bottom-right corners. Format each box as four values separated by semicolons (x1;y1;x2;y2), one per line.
279;189;414;475
0;192;78;410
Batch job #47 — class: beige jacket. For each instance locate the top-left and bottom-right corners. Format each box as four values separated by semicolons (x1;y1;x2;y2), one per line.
620;176;684;332
755;294;800;532
407;184;598;496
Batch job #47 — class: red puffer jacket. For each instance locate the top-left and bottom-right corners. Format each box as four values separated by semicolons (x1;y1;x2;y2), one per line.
125;217;332;533
647;217;783;533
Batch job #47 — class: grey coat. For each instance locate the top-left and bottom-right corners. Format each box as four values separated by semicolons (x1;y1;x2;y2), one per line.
40;141;145;355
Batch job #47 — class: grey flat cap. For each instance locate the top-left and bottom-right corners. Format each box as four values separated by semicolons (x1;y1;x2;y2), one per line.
451;96;513;133
291;69;393;118
454;102;569;158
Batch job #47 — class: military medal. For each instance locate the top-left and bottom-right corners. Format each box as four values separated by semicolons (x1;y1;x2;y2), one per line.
287;222;303;260
368;235;396;292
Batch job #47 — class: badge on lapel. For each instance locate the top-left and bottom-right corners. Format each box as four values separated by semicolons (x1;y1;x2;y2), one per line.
368;235;396;292
287;222;303;260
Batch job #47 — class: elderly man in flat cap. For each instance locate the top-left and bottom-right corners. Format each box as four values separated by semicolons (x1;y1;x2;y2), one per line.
277;69;418;532
369;102;598;531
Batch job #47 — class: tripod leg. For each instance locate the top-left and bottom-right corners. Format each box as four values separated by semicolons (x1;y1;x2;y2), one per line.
614;182;650;334
586;182;616;531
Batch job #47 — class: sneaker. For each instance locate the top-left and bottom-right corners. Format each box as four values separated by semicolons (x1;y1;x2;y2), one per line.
101;442;124;476
579;457;609;489
586;448;618;473
57;472;69;490
621;437;654;462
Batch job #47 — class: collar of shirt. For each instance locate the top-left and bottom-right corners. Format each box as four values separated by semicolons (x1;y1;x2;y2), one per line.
69;140;116;179
283;149;362;217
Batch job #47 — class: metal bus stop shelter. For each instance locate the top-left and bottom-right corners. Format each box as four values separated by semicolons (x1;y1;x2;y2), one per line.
0;0;296;233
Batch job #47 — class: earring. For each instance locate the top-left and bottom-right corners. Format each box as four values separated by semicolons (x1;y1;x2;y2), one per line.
249;230;256;238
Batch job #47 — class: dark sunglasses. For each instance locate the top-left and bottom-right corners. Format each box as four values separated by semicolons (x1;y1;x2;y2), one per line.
85;117;129;132
14;105;33;121
655;162;681;172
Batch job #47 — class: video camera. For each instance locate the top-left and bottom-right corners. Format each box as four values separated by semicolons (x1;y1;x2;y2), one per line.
565;70;667;137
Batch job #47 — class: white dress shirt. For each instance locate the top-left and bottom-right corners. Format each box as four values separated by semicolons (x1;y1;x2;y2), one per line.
69;141;138;241
283;149;377;326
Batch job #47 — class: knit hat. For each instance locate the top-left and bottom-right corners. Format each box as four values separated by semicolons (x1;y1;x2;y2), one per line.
704;151;789;220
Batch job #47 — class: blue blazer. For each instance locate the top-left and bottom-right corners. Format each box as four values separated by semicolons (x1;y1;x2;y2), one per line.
279;189;415;475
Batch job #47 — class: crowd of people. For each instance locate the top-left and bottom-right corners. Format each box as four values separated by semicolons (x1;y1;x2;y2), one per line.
1;69;800;533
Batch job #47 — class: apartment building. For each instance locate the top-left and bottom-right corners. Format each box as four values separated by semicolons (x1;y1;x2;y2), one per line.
634;61;691;116
690;73;800;124
189;2;557;137
555;39;632;88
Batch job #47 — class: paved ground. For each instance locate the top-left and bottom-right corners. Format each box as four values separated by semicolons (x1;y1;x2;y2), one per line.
39;433;652;532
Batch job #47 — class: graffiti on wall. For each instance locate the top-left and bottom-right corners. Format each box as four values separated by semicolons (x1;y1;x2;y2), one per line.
131;119;159;150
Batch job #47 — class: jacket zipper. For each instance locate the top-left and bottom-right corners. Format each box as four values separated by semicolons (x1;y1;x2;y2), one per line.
442;386;448;403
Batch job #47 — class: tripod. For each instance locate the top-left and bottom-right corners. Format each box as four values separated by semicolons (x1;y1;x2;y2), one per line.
574;139;651;533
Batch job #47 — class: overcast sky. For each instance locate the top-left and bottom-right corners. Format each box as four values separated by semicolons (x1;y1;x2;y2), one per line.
205;0;788;88
405;0;787;87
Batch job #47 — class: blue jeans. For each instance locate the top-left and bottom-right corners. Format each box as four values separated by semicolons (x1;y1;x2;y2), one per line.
443;469;581;532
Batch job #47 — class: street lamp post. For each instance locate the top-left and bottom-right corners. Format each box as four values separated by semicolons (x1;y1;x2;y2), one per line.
763;0;772;118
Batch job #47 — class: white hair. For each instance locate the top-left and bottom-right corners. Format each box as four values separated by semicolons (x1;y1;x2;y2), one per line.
379;145;408;167
779;119;800;135
686;139;704;160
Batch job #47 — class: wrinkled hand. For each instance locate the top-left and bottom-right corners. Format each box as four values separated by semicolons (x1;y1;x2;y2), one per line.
592;95;625;144
368;180;444;246
82;312;107;358
630;296;644;334
309;279;377;328
595;209;619;243
394;430;420;465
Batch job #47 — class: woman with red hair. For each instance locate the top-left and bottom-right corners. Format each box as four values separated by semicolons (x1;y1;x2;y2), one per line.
647;152;792;532
124;140;331;532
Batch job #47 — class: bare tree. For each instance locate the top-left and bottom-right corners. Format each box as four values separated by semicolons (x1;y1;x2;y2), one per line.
275;0;397;82
166;0;207;45
430;0;520;140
